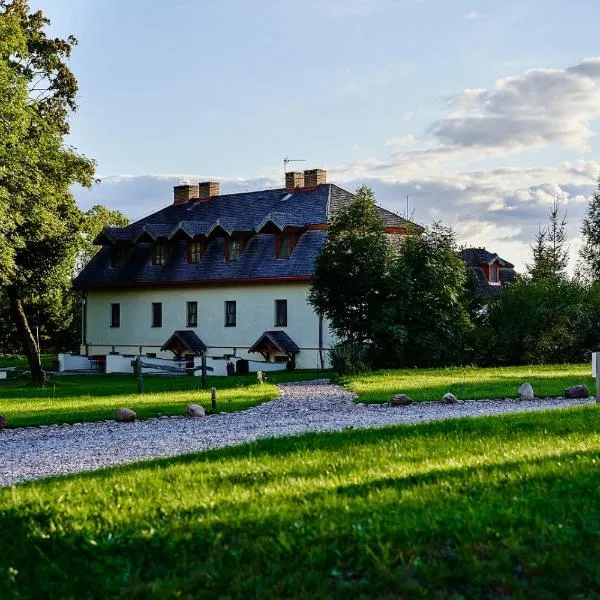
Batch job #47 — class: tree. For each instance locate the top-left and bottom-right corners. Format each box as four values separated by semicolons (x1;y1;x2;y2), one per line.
527;199;568;282
0;0;95;383
580;177;600;281
79;205;129;271
375;223;473;367
308;185;391;344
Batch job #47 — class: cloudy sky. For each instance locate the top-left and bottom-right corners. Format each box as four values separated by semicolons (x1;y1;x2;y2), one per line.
33;0;600;270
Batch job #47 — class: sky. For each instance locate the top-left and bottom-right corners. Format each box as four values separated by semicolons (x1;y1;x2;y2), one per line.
31;0;600;270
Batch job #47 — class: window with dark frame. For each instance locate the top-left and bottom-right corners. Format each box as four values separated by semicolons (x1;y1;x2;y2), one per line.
276;233;293;259
228;238;241;261
110;247;127;268
152;243;167;265
275;299;287;327
187;301;198;327
152;302;162;327
110;303;120;328
225;300;236;327
188;241;204;263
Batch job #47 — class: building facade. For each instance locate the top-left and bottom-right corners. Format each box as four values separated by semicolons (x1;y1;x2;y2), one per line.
74;169;420;370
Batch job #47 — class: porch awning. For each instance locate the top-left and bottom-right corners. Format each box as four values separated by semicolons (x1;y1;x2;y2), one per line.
248;330;300;356
161;330;207;356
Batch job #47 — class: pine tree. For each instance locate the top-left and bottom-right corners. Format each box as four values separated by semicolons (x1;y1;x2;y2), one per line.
580;178;600;281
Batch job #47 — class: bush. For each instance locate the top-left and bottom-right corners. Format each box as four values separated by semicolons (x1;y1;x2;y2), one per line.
329;342;371;375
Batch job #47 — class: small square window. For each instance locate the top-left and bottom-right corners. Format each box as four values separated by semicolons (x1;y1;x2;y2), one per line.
152;302;162;327
225;300;236;327
187;301;198;327
152;244;167;265
275;299;287;327
110;303;120;328
188;241;204;263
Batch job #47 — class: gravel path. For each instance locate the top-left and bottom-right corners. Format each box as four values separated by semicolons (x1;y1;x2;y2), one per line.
0;381;595;487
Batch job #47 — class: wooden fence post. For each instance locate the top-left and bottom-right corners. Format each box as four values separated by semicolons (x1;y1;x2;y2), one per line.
594;350;600;404
211;387;217;410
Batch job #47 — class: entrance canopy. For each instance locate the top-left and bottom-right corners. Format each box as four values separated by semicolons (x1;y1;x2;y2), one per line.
249;330;300;361
161;330;207;357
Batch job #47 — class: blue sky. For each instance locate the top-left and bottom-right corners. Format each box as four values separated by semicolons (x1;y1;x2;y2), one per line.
32;0;600;268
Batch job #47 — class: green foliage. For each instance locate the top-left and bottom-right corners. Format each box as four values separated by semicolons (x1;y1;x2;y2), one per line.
374;223;473;368
79;205;129;271
329;341;371;375
580;177;600;281
309;185;391;343
2;407;600;597
0;1;96;380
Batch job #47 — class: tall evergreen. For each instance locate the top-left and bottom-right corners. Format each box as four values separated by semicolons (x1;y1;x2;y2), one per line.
580;178;600;281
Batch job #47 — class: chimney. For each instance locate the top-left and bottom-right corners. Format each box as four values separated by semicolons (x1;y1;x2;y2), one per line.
173;184;199;205
303;168;327;187
285;171;304;190
198;181;220;201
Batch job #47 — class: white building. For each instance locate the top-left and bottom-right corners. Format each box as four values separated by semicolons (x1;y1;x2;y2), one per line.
74;169;418;372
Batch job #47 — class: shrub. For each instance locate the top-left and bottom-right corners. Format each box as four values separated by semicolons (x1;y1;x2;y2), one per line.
329;342;371;375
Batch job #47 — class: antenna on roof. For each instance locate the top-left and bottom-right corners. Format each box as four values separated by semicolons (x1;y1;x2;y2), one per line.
284;157;306;174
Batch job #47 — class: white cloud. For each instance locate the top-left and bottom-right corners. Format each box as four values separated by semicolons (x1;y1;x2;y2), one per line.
464;11;486;20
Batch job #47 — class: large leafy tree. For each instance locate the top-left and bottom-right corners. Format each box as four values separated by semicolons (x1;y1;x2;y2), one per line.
308;185;391;344
0;0;95;383
580;178;600;281
375;223;473;367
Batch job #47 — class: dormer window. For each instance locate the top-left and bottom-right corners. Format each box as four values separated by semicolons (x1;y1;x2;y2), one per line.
276;233;294;259
110;247;127;268
226;238;242;262
152;243;167;266
187;240;205;264
490;263;499;283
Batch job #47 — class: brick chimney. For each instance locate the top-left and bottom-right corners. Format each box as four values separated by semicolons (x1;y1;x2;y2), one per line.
173;184;199;205
198;181;220;201
303;168;327;187
285;171;304;190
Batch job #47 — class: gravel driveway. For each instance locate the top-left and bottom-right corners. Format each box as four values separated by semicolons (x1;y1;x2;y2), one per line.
0;381;595;487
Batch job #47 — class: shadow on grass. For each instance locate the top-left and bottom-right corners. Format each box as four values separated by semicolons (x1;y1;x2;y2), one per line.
2;439;600;598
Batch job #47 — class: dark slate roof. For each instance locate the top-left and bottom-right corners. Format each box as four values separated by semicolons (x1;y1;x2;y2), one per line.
77;183;420;289
161;330;207;355
249;330;300;354
457;247;515;268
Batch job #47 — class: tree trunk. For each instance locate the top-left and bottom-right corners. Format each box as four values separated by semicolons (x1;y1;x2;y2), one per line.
7;286;45;385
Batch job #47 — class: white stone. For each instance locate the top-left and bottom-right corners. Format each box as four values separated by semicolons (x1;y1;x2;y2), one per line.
186;403;206;418
518;383;534;400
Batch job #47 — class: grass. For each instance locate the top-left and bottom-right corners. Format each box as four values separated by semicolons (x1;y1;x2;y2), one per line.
341;363;595;404
0;369;330;428
2;406;600;597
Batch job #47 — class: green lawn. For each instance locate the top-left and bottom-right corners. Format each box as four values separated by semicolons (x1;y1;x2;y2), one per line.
2;406;600;597
0;369;330;428
341;363;595;403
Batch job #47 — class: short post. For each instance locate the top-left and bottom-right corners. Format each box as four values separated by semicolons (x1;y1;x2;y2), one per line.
596;352;600;404
211;387;217;411
201;353;208;390
135;356;144;395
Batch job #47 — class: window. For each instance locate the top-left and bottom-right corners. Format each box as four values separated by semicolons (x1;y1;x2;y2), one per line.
110;303;120;328
152;302;162;327
187;241;204;263
187;301;198;327
490;264;499;283
225;300;236;327
227;238;241;261
275;299;287;327
276;233;293;259
110;247;127;268
152;244;167;265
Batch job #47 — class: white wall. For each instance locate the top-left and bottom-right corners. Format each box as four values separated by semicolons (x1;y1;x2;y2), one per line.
84;283;335;370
